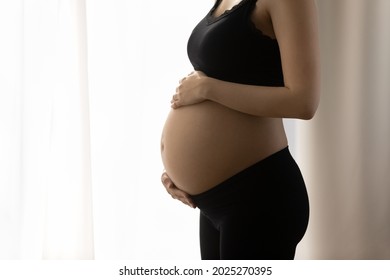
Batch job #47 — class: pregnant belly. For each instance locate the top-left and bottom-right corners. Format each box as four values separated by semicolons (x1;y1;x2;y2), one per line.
161;101;287;195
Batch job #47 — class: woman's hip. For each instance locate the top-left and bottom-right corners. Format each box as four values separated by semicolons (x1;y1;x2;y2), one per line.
190;146;309;218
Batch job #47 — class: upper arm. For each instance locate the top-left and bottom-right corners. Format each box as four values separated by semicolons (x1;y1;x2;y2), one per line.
268;0;321;115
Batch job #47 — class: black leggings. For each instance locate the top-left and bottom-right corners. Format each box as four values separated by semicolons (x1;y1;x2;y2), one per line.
190;147;309;260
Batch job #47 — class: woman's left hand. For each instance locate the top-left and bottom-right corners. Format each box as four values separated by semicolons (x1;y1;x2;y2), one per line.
161;171;196;209
171;71;208;109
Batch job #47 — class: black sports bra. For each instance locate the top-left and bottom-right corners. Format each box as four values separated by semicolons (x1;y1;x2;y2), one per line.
187;0;284;86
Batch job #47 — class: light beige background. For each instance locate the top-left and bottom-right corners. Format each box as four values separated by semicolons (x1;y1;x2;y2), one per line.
296;0;390;259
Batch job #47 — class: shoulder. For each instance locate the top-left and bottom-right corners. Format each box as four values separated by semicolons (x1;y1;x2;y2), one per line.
251;0;319;42
253;0;318;23
266;0;317;9
266;0;318;22
264;0;319;42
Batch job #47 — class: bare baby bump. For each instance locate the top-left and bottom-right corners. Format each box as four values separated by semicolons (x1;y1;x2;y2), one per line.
161;101;287;195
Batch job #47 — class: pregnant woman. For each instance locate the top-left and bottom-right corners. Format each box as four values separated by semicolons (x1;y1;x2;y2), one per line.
160;0;320;260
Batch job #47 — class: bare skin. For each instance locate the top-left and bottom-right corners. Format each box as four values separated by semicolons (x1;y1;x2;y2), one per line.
161;0;320;207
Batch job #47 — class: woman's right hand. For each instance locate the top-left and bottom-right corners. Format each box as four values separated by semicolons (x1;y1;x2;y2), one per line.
161;171;196;209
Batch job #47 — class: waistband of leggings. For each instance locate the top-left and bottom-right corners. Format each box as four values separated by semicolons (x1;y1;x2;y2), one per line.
190;146;291;204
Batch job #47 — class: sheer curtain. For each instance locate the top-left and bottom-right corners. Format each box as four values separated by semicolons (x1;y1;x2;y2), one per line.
0;0;93;259
0;0;209;260
1;0;389;260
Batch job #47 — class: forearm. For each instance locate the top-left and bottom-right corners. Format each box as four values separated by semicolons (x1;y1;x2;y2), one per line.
203;77;319;120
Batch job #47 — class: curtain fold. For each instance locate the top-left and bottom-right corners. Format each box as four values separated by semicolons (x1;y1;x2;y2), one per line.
41;0;94;259
0;0;94;259
1;0;206;260
0;0;24;259
295;0;390;259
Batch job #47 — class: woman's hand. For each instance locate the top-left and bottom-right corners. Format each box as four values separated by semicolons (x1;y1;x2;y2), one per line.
171;71;208;109
161;171;196;209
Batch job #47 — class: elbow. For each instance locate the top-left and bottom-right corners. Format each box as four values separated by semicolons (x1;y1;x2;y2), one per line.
299;104;317;120
300;110;315;120
286;86;320;120
297;97;320;120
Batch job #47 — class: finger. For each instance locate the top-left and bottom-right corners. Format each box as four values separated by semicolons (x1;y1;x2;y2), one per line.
171;93;179;106
174;192;197;208
166;181;176;191
162;174;177;192
171;188;189;200
161;172;171;186
183;198;196;209
177;192;197;209
181;200;195;208
171;101;180;109
161;172;196;208
186;199;197;209
176;195;193;207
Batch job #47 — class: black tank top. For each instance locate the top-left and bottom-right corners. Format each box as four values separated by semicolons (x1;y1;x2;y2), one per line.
187;0;284;86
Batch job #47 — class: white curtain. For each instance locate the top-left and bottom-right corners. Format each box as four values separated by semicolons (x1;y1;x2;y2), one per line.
0;0;210;260
0;0;93;259
295;0;390;259
1;0;389;260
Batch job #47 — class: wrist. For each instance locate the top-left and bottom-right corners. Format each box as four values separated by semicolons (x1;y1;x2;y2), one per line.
200;76;214;100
